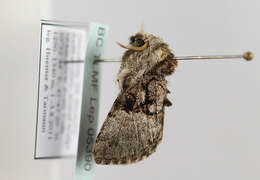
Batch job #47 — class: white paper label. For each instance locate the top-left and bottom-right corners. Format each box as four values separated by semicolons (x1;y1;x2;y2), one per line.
35;23;88;158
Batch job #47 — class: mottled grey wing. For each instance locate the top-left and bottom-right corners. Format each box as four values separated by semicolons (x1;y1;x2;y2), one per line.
93;76;170;165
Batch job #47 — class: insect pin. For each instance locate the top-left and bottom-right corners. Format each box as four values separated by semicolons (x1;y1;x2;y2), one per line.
93;25;253;165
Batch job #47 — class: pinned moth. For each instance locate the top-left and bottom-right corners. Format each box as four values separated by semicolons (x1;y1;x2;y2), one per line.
93;25;253;165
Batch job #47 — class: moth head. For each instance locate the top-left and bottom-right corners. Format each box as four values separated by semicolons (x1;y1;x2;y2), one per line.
117;24;165;53
117;33;149;51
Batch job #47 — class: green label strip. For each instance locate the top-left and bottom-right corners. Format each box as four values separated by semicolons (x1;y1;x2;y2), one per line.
75;23;109;180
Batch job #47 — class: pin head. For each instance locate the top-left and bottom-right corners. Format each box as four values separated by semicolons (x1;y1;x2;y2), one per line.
243;51;254;61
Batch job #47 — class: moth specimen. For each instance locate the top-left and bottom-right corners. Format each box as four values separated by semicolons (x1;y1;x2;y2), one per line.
93;27;253;165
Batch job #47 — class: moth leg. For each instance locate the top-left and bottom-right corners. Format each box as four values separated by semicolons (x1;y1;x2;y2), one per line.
117;68;130;90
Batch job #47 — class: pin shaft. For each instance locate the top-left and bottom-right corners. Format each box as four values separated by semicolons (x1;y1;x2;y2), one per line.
175;55;243;60
94;51;253;63
94;58;121;63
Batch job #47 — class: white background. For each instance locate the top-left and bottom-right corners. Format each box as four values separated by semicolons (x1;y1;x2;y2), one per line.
0;0;259;179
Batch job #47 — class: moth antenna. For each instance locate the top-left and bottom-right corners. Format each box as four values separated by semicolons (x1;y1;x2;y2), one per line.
139;21;144;34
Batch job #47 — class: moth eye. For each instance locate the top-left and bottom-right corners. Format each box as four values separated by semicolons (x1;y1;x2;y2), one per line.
135;39;145;47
